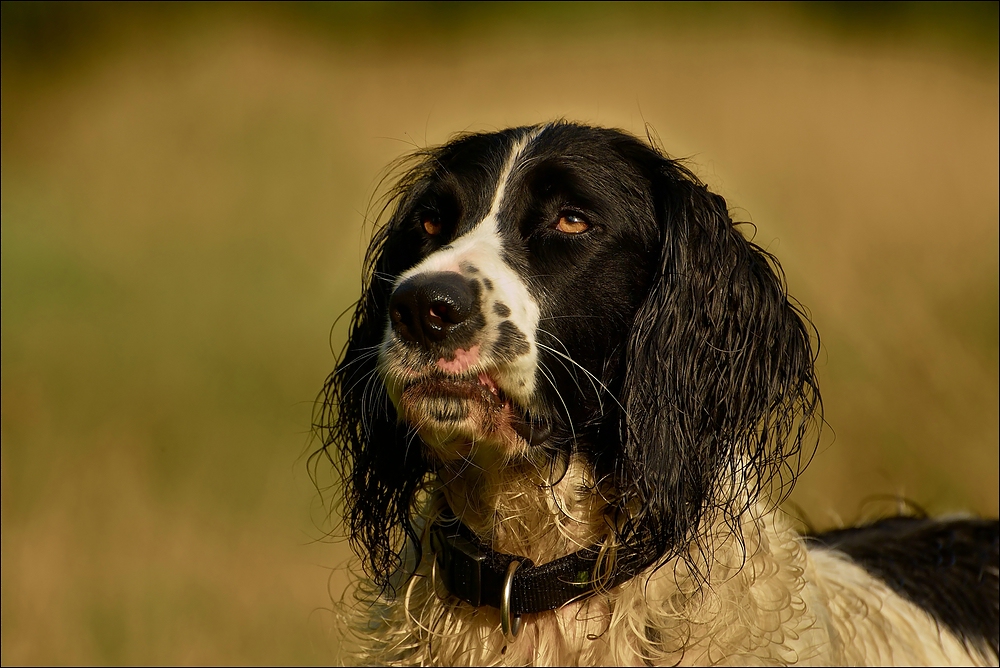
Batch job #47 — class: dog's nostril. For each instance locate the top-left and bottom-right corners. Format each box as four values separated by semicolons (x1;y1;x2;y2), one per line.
429;301;465;325
390;303;410;328
389;287;420;343
429;303;447;321
389;272;476;346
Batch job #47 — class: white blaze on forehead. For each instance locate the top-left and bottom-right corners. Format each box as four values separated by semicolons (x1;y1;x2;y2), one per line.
393;130;542;403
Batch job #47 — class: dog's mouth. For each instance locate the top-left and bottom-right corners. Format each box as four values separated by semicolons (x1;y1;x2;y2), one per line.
403;372;509;413
397;371;550;449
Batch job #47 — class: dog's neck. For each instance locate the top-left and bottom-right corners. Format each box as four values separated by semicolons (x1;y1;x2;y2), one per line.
434;452;609;565
407;453;836;666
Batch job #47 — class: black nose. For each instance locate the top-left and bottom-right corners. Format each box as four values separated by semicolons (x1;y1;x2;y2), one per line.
389;272;476;346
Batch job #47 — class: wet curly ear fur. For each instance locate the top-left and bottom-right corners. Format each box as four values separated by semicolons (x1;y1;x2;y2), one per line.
614;158;822;566
313;160;436;596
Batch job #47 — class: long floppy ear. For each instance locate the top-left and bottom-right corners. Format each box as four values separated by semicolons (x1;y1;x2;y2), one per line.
313;162;432;595
617;161;821;565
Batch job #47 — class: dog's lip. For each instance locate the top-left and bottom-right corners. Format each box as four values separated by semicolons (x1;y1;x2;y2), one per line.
401;370;551;446
404;370;511;410
474;371;505;405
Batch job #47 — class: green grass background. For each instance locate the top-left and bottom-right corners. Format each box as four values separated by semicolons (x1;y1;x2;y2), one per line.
2;3;997;664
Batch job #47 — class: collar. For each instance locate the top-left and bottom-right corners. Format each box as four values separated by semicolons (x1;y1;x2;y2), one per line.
430;513;653;617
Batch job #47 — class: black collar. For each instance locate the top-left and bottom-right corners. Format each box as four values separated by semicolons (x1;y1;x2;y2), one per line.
430;513;653;616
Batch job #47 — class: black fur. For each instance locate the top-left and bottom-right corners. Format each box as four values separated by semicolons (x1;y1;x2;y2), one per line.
313;122;822;591
813;517;1000;659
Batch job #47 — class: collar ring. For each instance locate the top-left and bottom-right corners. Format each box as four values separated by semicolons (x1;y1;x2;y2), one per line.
500;560;522;643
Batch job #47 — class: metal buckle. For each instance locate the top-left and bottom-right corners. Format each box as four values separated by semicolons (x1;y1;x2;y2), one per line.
500;560;522;643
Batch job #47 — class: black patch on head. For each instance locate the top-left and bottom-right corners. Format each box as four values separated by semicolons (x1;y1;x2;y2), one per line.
482;277;493;291
812;517;1000;659
461;262;479;274
494;320;530;359
493;302;511;318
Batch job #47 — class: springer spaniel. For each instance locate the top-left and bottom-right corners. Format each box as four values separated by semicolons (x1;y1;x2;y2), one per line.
316;122;999;665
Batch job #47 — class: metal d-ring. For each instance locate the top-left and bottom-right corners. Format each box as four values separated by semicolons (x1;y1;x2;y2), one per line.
500;559;523;643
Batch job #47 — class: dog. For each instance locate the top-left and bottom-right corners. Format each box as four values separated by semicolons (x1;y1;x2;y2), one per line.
315;122;999;665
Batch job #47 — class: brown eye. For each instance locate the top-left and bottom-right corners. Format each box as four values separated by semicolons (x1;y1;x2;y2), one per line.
554;212;589;234
422;216;442;236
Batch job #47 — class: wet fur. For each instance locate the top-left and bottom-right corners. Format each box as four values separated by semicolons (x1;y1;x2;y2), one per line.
314;123;999;665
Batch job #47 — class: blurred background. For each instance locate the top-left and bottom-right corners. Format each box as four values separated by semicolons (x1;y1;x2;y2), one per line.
2;2;997;664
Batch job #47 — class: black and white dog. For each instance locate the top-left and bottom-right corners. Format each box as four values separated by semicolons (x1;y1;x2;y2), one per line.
317;122;999;665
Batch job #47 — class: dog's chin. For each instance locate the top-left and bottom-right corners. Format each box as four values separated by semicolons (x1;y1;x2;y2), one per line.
397;375;528;462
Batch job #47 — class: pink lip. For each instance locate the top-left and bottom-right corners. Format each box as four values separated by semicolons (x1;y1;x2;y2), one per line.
477;372;497;393
436;344;481;373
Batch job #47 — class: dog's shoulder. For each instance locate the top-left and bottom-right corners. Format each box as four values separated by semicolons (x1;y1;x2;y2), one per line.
810;516;1000;659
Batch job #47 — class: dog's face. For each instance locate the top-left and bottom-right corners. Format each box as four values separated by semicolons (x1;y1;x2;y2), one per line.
322;122;820;586
377;126;661;463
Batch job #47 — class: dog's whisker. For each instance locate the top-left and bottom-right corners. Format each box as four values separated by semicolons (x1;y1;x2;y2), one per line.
537;314;603;321
534;336;615;416
534;333;633;420
533;341;595;413
535;360;578;450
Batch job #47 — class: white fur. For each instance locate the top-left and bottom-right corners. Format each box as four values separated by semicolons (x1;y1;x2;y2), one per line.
340;464;994;666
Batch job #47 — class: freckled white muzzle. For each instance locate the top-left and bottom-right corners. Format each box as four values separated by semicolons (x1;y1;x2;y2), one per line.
377;138;543;456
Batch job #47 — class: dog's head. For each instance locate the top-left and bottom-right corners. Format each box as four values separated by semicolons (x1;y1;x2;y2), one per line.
317;123;820;589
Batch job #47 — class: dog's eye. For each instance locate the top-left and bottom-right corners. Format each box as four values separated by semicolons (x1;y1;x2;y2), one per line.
422;215;443;236
553;212;590;235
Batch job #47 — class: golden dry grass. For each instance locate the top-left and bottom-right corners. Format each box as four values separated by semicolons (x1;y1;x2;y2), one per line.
2;5;997;665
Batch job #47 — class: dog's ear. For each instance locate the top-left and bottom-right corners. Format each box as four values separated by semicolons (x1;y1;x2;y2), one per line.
616;160;821;564
314;166;431;595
